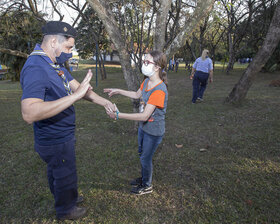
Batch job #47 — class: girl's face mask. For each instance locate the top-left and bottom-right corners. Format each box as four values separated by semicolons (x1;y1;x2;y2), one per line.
141;64;155;77
141;59;157;77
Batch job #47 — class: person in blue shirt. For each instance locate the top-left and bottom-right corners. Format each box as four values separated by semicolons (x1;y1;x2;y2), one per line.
190;49;213;103
20;21;115;221
168;58;173;71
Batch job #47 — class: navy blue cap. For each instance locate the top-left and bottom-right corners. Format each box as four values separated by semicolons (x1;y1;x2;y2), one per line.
42;21;77;37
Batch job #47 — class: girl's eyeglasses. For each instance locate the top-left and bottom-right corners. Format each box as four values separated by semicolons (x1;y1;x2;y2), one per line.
143;59;157;66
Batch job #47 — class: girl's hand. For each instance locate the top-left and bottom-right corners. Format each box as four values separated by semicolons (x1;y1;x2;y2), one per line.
104;88;119;97
106;103;119;120
114;103;119;113
107;110;117;119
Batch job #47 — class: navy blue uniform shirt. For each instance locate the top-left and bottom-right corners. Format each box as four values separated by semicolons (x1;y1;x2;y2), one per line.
20;44;75;146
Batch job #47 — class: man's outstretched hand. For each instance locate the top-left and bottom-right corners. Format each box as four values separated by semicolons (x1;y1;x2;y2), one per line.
74;69;93;100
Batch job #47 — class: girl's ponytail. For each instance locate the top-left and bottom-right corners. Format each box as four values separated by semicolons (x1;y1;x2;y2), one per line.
150;51;168;88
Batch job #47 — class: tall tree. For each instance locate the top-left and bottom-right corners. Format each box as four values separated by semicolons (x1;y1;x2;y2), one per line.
75;7;109;80
225;1;280;103
219;0;256;74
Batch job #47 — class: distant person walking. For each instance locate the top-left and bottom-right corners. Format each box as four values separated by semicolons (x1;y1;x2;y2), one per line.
172;57;175;70
104;51;168;195
175;59;179;72
190;49;213;103
168;58;173;71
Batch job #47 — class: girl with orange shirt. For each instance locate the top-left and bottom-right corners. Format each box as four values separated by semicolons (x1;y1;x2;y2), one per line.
104;51;168;195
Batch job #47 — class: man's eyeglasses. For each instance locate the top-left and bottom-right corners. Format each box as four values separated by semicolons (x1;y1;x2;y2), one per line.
143;59;157;66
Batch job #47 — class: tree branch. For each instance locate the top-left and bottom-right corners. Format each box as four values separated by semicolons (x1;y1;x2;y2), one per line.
165;0;215;59
0;48;28;59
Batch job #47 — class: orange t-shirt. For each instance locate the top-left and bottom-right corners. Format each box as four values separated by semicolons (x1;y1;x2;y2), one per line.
140;80;166;108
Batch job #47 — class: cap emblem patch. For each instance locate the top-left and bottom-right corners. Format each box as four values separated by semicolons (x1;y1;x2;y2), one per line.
63;27;68;32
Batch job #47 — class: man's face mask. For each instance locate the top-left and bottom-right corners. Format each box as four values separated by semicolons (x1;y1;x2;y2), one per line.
56;52;73;65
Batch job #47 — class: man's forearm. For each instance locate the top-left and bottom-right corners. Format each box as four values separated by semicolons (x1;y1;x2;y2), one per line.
84;91;111;107
21;94;79;124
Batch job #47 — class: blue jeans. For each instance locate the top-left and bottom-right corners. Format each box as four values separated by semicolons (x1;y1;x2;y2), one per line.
138;128;163;187
192;71;209;103
35;137;78;218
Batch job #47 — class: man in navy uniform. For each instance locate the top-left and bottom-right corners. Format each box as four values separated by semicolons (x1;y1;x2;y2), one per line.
20;21;114;220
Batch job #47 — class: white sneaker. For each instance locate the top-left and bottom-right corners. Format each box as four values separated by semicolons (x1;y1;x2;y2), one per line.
197;97;203;102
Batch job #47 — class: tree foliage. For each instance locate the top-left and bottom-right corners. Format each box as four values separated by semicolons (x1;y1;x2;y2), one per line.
75;7;109;59
0;10;44;80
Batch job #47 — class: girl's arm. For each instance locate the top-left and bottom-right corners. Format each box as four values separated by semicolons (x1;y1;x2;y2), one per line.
104;88;142;99
109;104;156;121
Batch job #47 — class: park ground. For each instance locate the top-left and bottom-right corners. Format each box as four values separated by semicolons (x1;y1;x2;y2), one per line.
0;62;279;223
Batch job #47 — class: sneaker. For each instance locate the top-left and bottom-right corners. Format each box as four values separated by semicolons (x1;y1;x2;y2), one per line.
197;97;203;102
130;177;142;186
77;196;84;204
131;184;153;195
57;206;87;221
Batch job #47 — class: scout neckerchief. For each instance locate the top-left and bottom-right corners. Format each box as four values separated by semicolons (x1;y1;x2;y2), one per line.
29;46;73;95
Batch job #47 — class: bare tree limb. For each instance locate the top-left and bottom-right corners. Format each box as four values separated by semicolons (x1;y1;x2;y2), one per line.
0;48;28;59
27;0;37;14
165;0;215;59
50;0;64;21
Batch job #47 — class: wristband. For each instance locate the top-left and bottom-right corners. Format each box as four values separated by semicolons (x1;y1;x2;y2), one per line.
116;110;119;120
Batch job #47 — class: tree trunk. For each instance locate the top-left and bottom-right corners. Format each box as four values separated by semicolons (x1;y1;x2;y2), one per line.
199;17;208;53
101;53;107;79
226;32;235;74
186;40;197;61
154;0;172;51
225;1;280;104
87;0;139;91
98;56;105;80
211;49;216;71
226;53;235;74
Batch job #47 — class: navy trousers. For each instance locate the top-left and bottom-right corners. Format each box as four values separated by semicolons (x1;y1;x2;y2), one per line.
192;71;209;103
35;137;78;218
138;128;163;187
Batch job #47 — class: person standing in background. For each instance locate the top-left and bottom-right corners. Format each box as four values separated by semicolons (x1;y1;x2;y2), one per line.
190;49;213;103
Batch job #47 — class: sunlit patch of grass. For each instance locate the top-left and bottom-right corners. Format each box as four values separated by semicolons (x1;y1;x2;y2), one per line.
0;63;279;223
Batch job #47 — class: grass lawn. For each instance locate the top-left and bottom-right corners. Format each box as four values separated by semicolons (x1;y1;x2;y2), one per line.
0;62;279;223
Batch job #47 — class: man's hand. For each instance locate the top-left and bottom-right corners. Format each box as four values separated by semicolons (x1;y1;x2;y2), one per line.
73;69;93;100
104;101;116;114
106;103;119;120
